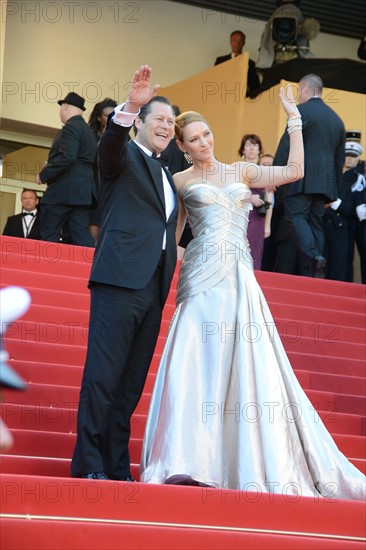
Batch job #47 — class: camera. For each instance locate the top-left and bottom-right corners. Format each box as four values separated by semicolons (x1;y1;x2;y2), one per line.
257;201;272;217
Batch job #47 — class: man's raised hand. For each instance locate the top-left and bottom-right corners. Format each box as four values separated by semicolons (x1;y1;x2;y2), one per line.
127;65;160;111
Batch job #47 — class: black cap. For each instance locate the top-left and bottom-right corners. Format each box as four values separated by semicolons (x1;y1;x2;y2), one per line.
346;130;361;142
58;92;86;111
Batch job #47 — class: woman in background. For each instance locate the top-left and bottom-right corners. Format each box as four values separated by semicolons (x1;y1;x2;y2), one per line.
88;98;117;243
239;134;274;269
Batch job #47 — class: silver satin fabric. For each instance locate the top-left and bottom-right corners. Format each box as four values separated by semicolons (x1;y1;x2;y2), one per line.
140;182;365;500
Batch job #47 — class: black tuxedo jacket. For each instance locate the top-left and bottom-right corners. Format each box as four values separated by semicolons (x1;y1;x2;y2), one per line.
2;212;41;239
274;98;346;202
90;121;179;306
39;115;97;206
214;54;260;95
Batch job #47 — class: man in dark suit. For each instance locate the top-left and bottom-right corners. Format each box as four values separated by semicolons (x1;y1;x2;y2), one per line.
215;30;260;97
273;74;346;277
2;189;41;239
71;66;179;481
36;92;96;247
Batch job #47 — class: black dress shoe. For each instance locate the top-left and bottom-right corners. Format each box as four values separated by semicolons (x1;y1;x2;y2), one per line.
81;472;110;480
312;255;326;278
120;475;136;482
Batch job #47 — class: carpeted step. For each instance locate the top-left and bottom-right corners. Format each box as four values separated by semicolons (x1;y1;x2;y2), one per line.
256;270;366;299
11;295;361;339
10;360;84;386
2;517;366;550
1;474;365;547
7;339;358;380
6;430;366;462
167;284;365;313
0;284;90;310
6;310;365;349
3;401;364;438
286;352;366;378
1;236;94;265
1;267;89;294
2;454;365;481
7;331;363;373
3;275;363;317
3;234;364;295
269;303;364;330
0;455;141;480
6;318;365;358
4;379;366;417
295;370;366;397
8;361;366;401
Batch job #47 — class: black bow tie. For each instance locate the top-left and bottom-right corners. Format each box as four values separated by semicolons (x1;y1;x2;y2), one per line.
152;152;163;163
23;212;35;217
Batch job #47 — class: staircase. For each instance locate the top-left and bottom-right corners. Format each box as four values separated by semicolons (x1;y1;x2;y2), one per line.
1;235;365;549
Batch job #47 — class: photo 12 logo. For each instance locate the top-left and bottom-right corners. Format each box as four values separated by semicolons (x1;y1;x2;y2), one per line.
1;2;140;24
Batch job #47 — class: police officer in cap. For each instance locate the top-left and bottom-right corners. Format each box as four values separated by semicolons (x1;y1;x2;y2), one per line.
346;130;365;176
324;141;366;282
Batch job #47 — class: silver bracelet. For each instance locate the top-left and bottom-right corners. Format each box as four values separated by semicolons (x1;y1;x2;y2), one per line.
287;124;303;135
287;117;302;130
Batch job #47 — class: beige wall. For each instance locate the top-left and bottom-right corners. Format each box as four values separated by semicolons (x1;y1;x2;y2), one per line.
2;146;49;182
1;0;361;129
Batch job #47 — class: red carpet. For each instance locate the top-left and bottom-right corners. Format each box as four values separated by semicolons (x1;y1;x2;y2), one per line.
1;236;365;549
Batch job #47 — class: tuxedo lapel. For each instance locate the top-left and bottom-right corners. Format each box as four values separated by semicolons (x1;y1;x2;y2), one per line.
130;141;166;211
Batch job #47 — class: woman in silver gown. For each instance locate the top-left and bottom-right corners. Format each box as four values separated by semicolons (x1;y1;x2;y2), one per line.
140;86;365;500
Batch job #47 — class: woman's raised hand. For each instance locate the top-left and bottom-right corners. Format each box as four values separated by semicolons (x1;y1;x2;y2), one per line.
280;83;301;119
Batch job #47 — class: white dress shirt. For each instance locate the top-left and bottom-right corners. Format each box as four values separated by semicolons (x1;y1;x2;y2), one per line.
22;209;37;238
112;104;176;249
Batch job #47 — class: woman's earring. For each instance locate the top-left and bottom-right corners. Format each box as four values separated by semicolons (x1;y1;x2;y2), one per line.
184;152;193;164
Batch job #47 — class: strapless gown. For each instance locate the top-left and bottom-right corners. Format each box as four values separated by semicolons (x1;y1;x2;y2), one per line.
140;182;365;499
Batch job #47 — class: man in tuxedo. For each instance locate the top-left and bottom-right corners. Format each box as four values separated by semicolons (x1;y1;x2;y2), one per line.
36;92;96;247
214;30;260;97
71;66;179;481
273;74;346;277
2;189;40;239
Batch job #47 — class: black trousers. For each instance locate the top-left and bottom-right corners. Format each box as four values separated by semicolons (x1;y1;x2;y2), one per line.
285;194;325;276
324;221;352;282
40;204;95;247
71;261;164;478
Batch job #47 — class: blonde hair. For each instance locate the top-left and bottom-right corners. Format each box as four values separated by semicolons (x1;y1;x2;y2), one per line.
175;111;209;142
